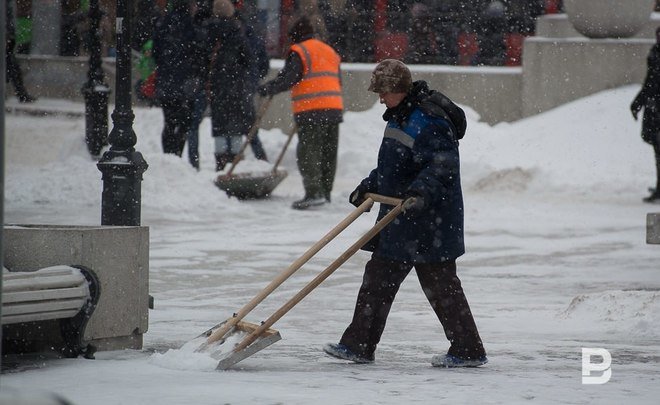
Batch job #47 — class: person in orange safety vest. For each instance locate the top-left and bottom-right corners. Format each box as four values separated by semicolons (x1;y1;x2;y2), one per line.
258;16;344;210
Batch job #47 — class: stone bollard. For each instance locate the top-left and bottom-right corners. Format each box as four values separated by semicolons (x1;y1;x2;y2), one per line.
647;213;660;245
564;0;655;39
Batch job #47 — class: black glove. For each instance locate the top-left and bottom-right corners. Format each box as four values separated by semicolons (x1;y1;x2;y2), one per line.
402;192;425;215
631;98;643;120
257;85;269;97
349;184;369;208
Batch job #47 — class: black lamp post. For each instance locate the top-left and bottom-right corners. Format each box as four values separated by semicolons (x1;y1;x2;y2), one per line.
82;0;110;157
97;0;148;226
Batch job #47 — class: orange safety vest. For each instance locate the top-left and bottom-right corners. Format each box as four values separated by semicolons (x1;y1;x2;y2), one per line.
290;39;344;114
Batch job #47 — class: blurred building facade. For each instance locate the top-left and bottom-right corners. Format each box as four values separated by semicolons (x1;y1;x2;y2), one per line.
12;0;568;65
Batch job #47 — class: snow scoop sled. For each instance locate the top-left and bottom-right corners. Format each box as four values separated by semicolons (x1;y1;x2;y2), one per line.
196;320;282;370
193;193;405;370
214;97;295;199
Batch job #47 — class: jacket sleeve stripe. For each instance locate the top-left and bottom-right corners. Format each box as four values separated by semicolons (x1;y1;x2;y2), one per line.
292;91;343;101
384;127;414;149
305;71;341;79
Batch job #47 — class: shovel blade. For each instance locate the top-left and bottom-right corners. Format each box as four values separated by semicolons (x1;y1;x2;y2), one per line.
195;320;282;370
215;170;287;200
216;330;282;370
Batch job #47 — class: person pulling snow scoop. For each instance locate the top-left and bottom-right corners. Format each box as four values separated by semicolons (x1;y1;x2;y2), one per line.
192;193;406;370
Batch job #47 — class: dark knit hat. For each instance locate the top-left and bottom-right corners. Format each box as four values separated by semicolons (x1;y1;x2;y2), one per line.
368;59;413;94
288;16;314;43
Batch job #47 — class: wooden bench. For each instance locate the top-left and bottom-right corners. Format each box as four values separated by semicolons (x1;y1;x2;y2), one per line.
2;265;100;358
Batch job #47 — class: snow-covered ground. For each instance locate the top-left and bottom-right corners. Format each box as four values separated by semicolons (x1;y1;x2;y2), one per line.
2;85;659;404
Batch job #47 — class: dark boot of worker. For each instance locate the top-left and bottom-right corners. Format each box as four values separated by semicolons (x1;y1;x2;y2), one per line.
291;195;326;210
215;153;235;172
643;189;660;203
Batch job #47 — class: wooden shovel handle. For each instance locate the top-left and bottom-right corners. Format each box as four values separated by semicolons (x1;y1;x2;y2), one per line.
271;125;296;174
233;195;403;352
205;196;376;345
364;193;402;207
227;96;273;176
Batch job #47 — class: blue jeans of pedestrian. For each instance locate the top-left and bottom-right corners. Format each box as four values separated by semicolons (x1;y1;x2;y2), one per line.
187;91;207;169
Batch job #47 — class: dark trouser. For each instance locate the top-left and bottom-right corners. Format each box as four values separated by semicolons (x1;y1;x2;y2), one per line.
340;256;486;360
250;133;268;161
187;90;207;169
161;97;193;156
6;48;29;97
296;122;339;200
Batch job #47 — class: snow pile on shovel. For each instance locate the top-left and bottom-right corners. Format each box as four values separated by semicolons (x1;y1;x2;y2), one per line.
149;331;249;371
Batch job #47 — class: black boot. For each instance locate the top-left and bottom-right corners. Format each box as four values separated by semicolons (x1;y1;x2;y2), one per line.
191;157;200;171
215;153;226;172
215;153;233;172
643;188;660;203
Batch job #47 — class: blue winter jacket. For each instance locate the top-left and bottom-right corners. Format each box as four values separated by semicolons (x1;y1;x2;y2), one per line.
360;81;466;263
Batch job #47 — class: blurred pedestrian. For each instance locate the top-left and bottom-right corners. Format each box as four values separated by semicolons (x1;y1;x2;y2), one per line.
433;2;460;65
133;0;164;51
205;0;256;171
475;0;507;66
505;0;545;35
321;0;346;58
60;5;85;56
323;59;487;368
295;0;328;41
343;1;374;62
631;27;660;203
153;0;199;158
135;39;157;104
258;16;344;209
406;2;438;64
185;0;214;170
233;0;270;162
5;2;36;103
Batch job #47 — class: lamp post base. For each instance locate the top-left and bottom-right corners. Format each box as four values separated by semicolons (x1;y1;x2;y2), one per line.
97;150;148;226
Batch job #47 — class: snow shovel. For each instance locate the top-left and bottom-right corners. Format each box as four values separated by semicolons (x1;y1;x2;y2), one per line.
194;193;405;370
214;97;292;199
195;319;282;366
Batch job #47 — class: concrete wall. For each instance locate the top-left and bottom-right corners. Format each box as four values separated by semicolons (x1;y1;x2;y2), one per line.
14;55;522;126
418;66;523;124
3;225;150;351
260;62;522;129
520;12;658;117
521;37;653;117
16;55;118;102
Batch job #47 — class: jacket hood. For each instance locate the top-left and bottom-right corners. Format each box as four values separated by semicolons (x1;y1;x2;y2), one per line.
417;81;467;140
383;81;467;140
